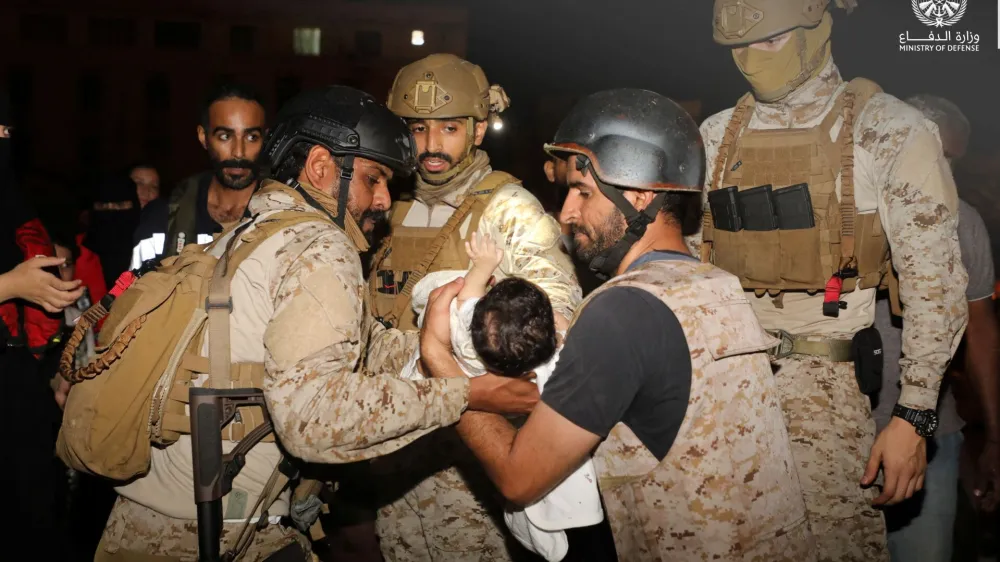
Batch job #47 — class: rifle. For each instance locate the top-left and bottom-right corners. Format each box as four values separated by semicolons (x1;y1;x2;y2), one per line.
190;387;295;562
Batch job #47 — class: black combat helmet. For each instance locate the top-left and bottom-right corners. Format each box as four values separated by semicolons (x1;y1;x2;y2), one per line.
544;88;705;278
264;85;417;227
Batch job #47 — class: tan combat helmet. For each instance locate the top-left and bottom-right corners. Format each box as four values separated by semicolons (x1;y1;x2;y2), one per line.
713;0;857;46
387;53;510;183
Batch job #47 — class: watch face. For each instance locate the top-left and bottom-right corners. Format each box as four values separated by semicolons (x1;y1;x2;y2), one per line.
915;411;938;437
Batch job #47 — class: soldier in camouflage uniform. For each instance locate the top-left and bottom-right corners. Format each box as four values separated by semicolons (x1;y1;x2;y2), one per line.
694;1;970;560
94;86;538;562
370;54;581;562
418;89;816;561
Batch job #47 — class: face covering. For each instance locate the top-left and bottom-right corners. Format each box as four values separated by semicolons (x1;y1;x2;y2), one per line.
733;12;833;102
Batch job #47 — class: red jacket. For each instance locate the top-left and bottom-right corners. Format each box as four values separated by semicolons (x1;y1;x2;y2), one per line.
75;233;107;332
0;217;64;353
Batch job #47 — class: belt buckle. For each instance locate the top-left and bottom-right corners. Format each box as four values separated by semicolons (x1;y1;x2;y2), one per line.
769;329;795;360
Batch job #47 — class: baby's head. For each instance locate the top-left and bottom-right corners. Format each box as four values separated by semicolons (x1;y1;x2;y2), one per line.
470;278;557;378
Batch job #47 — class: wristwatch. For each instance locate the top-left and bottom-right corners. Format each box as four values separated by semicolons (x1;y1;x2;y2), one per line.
891;405;939;438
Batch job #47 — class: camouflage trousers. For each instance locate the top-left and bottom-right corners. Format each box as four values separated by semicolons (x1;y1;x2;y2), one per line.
93;496;310;562
773;355;889;562
373;430;526;562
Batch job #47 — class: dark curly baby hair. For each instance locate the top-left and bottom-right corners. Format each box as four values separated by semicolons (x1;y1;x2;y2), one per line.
470;278;558;378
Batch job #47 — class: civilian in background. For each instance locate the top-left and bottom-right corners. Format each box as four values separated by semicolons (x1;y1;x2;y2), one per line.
0;88;80;558
130;163;161;209
88;172;142;288
131;83;266;269
872;94;999;562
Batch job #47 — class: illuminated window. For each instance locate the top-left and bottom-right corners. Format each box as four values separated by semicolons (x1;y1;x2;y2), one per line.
411;30;425;46
293;28;321;56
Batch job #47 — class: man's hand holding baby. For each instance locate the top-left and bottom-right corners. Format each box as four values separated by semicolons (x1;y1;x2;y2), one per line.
420;277;539;416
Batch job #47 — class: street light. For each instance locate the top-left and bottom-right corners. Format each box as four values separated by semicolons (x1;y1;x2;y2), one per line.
411;30;425;46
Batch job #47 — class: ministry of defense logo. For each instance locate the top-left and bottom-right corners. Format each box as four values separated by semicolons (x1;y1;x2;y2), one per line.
912;0;968;27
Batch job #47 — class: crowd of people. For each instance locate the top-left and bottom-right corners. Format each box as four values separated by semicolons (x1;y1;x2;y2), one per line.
1;0;998;561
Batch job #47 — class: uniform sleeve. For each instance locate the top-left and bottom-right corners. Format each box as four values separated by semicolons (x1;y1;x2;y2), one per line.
861;95;969;410
263;231;469;464
478;185;582;320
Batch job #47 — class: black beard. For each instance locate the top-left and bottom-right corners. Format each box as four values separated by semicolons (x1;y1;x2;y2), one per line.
358;209;388;244
571;208;627;264
212;158;258;190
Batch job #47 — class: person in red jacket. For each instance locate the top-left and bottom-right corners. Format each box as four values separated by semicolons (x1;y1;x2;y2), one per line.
0;90;82;557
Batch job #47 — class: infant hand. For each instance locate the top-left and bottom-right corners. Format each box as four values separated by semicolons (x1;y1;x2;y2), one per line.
465;232;503;270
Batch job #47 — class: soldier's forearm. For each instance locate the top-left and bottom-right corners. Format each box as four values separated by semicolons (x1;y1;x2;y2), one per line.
269;373;469;464
888;204;968;411
366;322;419;377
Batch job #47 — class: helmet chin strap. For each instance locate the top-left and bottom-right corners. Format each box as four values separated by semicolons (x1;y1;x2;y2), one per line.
578;158;665;280
285;154;356;228
418;117;477;185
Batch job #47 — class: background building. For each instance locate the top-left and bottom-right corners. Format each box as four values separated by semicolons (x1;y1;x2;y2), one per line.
0;0;468;193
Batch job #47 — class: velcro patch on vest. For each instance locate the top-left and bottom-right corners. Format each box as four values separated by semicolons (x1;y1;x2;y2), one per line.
374;270;410;295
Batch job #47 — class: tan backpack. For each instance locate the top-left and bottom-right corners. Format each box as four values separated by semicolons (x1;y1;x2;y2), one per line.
57;210;328;481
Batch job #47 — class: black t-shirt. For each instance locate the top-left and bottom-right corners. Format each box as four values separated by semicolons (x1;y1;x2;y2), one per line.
542;271;693;461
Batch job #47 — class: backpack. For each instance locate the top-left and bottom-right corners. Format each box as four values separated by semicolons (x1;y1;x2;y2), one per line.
56;209;329;481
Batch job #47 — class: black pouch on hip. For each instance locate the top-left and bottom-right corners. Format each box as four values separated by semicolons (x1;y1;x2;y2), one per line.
852;327;884;395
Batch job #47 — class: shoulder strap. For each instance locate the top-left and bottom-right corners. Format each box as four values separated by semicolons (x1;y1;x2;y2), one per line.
382;171;516;327
701;93;755;263
205;210;330;389
837;78;883;272
166;174;206;258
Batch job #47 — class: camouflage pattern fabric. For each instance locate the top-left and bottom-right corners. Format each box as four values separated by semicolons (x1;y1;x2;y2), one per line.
94;496;308;562
250;184;471;464
773;356;888;561
583;258;815;561
372;163;581;562
695;60;969;561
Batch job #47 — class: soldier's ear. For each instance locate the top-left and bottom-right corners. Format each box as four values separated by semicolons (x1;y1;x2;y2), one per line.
625;190;656;212
473;120;489;146
197;126;208;150
544;160;556;183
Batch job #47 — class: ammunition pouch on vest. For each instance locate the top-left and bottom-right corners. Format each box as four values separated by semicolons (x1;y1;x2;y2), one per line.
701;78;901;313
369;171;519;331
57;187;330;482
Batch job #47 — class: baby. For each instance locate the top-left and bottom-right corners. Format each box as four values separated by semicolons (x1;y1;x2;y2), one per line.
403;232;604;562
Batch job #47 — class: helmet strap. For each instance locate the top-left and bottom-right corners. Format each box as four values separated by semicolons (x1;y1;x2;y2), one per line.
584;161;666;279
335;154;356;229
284;153;356;229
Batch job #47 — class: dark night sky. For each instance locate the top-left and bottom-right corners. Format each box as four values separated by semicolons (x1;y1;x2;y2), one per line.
464;0;999;148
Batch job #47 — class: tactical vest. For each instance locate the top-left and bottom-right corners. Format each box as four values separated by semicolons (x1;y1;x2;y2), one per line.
369;171;519;331
701;79;897;310
578;259;815;561
166;173;211;258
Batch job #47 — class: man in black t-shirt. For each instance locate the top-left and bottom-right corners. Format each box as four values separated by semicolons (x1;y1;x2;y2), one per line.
131;83;266;269
420;90;813;561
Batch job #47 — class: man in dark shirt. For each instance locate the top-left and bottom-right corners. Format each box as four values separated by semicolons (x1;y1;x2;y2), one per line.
131;83;266;269
419;90;813;561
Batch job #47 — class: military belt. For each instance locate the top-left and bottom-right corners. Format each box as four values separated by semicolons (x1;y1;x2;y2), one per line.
767;330;853;363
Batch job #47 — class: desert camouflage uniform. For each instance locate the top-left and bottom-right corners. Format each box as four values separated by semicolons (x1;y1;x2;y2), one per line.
694;60;969;561
373;158;581;562
581;257;815;561
96;182;471;561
